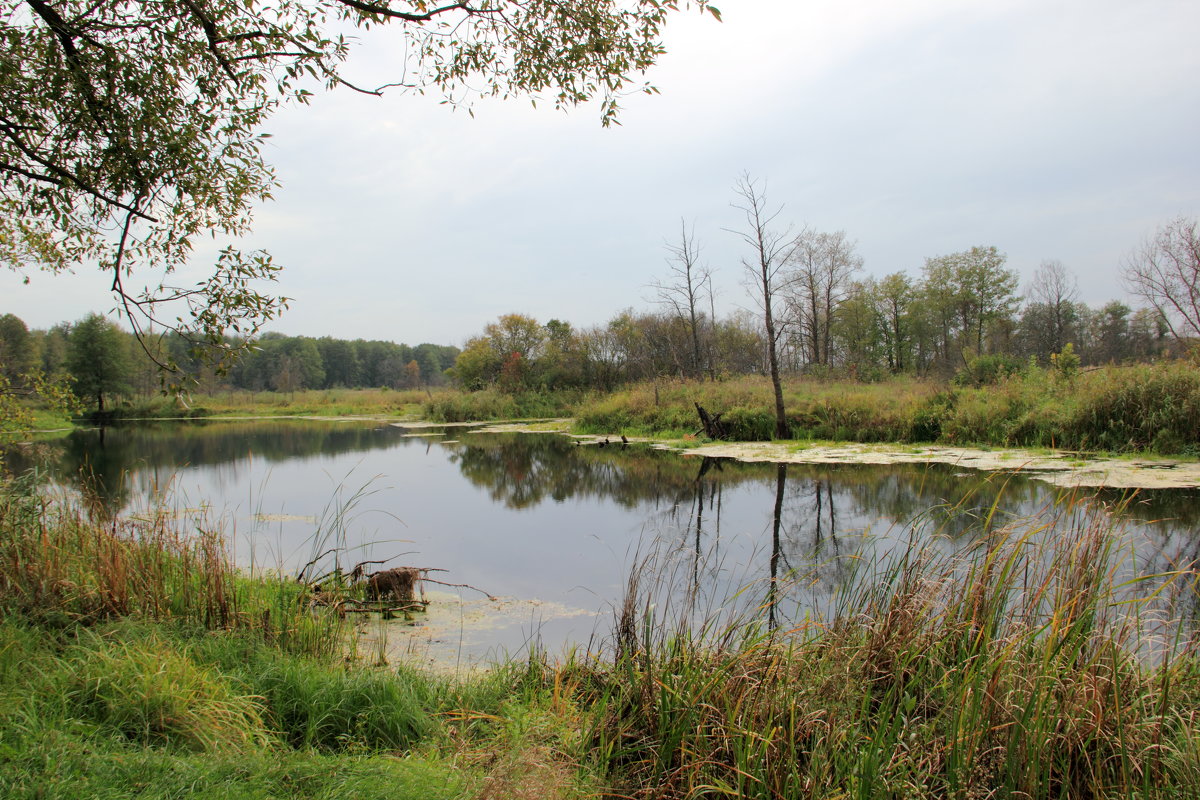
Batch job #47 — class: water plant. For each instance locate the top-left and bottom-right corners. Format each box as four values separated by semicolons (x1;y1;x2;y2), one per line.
571;496;1200;798
3;464;1199;798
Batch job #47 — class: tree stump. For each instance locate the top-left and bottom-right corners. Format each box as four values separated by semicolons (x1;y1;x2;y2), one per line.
694;402;729;440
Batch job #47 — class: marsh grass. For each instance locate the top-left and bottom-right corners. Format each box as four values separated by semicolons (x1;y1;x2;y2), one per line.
0;470;341;657
422;387;585;423
106;387;445;421
573;364;1200;456
4;466;1200;798
572;497;1200;798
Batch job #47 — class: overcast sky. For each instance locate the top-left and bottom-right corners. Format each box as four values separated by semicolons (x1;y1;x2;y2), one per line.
4;0;1199;347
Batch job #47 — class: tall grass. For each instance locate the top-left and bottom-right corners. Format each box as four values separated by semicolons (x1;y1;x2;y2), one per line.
0;618;474;800
0;470;341;655
0;473;590;798
108;387;444;420
573;498;1200;798
573;363;1200;455
422;387;585;422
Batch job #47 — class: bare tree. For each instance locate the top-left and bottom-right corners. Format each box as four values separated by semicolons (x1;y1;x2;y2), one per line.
650;219;714;379
728;175;796;439
1122;217;1200;340
1024;259;1080;357
786;229;863;367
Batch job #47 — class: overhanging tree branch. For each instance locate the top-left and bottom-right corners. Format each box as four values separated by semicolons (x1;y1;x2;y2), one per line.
3;0;717;383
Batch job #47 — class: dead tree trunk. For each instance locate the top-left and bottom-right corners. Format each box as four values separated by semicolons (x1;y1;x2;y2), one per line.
695;402;729;440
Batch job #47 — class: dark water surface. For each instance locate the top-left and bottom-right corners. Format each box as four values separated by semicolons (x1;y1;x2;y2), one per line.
10;419;1200;660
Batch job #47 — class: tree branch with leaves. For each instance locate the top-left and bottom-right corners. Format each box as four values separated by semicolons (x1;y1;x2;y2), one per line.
1;0;719;383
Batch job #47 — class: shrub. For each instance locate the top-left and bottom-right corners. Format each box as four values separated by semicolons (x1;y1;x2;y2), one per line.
953;353;1026;387
1065;363;1200;454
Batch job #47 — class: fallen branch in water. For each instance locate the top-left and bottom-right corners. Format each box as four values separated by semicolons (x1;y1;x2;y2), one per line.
421;576;497;601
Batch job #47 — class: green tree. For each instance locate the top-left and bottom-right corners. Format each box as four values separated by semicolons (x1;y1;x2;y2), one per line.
65;313;131;413
832;280;882;376
872;272;916;373
451;338;502;391
539;319;587;388
413;343;457;386
33;324;69;377
316;337;362;388
485;314;547;364
354;340;410;388
922;246;1020;364
0;313;35;384
266;337;325;392
2;0;718;366
452;313;548;391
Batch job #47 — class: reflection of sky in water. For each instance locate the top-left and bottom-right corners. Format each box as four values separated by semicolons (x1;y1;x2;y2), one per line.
17;420;1200;661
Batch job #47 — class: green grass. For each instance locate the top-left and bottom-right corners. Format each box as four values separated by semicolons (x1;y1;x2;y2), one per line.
421;387;585;422
572;363;1200;457
570;499;1200;798
105;387;445;421
3;466;1200;798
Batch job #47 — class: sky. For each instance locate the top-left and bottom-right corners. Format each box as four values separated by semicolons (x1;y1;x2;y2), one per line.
4;0;1199;347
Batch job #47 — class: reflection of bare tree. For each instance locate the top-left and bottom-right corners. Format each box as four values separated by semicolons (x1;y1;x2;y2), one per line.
767;463;786;631
688;458;723;598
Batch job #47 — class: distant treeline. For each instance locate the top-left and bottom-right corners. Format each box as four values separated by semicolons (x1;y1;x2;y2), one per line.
0;313;459;411
450;293;1177;395
444;246;1192;394
0;246;1190;415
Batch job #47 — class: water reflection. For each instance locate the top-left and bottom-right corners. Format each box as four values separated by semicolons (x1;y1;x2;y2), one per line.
6;420;1199;654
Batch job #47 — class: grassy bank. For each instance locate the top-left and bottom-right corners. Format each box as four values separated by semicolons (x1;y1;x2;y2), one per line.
19;360;1200;460
83;387;444;422
584;503;1200;798
0;474;593;799
575;362;1200;456
3;469;1200;798
421;387;586;422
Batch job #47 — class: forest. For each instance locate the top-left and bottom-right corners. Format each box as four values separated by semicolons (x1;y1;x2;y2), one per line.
0;313;458;412
0;244;1186;415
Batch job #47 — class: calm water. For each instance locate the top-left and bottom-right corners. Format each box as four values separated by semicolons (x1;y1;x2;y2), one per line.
9;419;1200;661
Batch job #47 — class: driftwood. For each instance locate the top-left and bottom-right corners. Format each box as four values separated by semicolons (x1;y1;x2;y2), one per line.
366;567;496;601
365;567;427;603
308;593;427;619
694;402;729;440
303;561;496;620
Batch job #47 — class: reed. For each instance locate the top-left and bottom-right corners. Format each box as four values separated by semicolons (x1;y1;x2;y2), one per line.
572;364;1200;455
421;387;585;422
0;471;342;656
574;497;1200;798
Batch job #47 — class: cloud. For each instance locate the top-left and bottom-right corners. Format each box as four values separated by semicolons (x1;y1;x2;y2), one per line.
4;0;1198;341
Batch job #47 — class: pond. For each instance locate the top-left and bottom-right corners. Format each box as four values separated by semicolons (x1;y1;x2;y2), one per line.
8;419;1200;667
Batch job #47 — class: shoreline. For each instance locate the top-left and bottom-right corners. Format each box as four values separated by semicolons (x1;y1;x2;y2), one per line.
470;419;1200;490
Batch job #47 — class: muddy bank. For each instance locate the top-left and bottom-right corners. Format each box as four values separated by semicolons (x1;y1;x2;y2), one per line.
352;590;592;674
